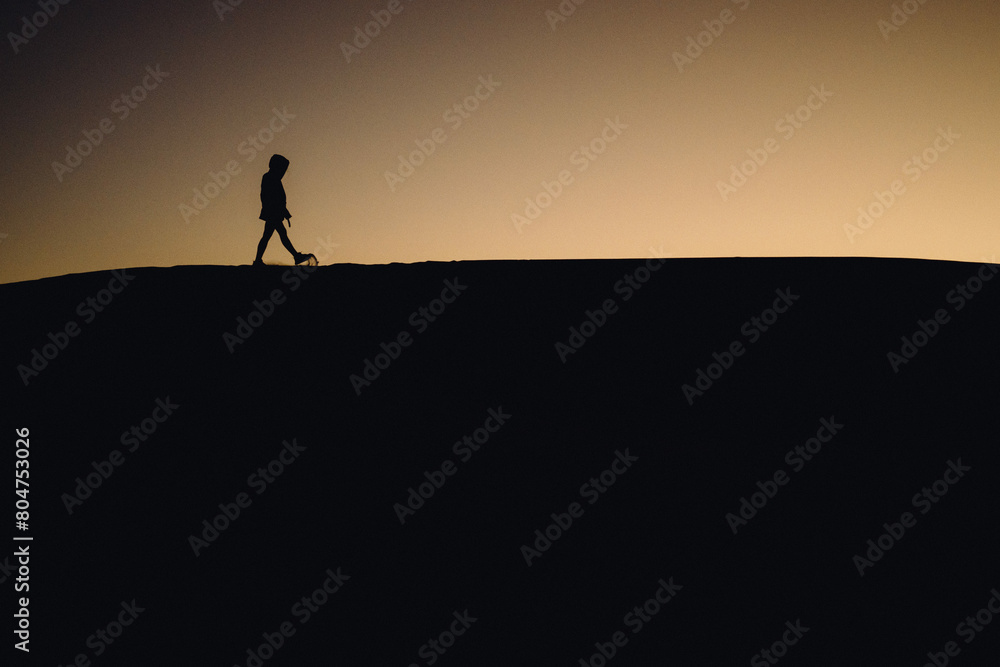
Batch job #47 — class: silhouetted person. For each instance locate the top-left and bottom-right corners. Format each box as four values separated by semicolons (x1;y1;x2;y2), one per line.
253;154;311;266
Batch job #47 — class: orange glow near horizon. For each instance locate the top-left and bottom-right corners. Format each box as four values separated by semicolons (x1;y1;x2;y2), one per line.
1;0;998;285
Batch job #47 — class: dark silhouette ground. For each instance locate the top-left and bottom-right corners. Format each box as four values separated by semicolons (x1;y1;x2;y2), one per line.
2;258;998;664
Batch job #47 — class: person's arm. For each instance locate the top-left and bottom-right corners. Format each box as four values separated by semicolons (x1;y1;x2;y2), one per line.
281;181;291;222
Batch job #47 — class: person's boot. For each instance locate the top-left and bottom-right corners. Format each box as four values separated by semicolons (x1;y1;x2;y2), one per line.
293;252;312;265
252;258;265;267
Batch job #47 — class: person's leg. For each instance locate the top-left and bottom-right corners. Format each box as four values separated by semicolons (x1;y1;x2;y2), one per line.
273;220;299;257
255;220;278;262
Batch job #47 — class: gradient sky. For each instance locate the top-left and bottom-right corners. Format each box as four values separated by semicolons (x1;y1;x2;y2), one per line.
1;0;997;284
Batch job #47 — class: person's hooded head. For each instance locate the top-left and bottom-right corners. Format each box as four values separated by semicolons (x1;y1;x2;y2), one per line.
268;154;289;178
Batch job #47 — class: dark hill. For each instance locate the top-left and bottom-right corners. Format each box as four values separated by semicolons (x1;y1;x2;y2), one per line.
3;258;999;665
